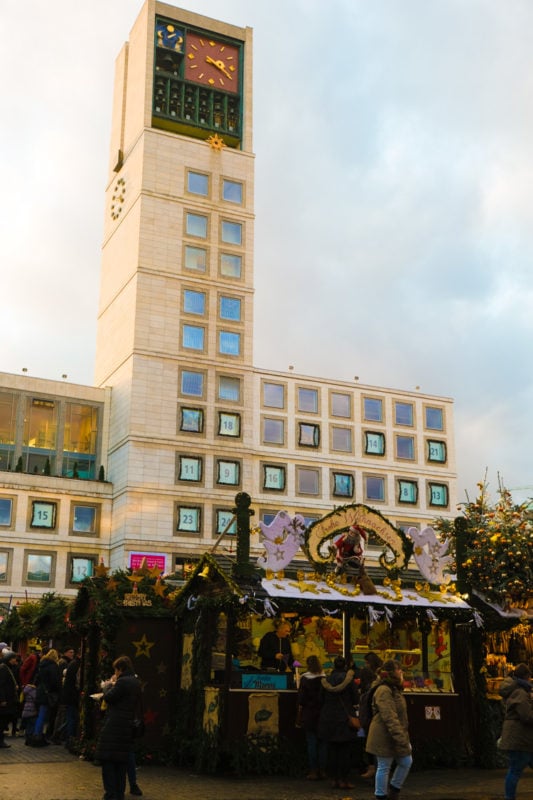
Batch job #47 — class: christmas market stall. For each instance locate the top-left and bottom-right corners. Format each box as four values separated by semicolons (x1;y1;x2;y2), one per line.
68;559;179;763
172;498;479;774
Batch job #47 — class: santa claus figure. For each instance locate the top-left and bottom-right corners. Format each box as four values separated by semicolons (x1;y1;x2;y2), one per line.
333;524;367;575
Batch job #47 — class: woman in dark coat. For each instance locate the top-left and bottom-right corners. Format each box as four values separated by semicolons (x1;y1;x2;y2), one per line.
32;648;62;745
297;655;327;780
95;655;141;800
365;659;412;800
317;656;359;789
498;662;533;800
0;650;19;748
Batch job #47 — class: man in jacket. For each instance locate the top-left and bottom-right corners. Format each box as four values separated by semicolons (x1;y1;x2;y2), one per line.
0;650;19;748
498;662;533;800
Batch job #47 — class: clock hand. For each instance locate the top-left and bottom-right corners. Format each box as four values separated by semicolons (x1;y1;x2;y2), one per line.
205;55;232;80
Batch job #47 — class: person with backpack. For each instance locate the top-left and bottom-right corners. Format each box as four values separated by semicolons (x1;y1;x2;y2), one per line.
365;659;412;800
358;651;382;779
498;662;533;800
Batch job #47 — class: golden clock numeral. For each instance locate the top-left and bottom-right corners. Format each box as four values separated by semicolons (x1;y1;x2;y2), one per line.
208;78;215;85
190;43;198;51
198;72;204;79
190;64;197;70
187;53;194;59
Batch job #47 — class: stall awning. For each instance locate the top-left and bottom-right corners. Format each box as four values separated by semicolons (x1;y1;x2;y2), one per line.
262;577;471;610
473;590;533;620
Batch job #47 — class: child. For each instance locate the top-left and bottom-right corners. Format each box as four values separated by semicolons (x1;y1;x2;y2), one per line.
22;683;38;744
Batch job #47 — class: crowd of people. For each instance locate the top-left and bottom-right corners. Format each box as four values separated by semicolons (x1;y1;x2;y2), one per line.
0;643;144;800
296;648;533;800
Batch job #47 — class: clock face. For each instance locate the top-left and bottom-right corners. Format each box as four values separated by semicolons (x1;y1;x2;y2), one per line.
185;32;239;93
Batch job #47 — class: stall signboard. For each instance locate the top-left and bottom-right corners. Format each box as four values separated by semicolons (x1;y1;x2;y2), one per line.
241;673;289;690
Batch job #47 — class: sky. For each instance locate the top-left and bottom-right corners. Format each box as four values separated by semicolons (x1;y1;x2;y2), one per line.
1;0;533;503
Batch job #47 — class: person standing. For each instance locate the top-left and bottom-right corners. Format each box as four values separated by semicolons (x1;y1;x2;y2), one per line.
32;648;62;746
498;662;533;800
359;651;383;779
51;646;76;743
62;650;81;747
317;656;359;790
258;620;294;672
297;655;327;780
365;659;412;800
95;655;141;800
0;650;19;748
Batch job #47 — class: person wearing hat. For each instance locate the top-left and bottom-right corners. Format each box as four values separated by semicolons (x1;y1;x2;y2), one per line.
0;650;20;748
333;525;367;576
498;662;533;800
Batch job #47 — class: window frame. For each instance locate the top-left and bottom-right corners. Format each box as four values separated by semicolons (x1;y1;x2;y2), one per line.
186;170;209;197
182;323;205;351
185;211;208;239
219;294;242;322
296;466;320;496
298;422;320;448
177;455;203;483
262;464;286;491
396;434;415;461
425;405;445;431
179;406;204;433
221;178;243;205
262;416;285;446
428;482;449;507
218;330;241;357
0;548;13;584
216;459;241;486
330;391;352;418
263;382;285;409
214;509;237;536
427;439;447;463
394;401;414;427
298;386;319;414
363;396;383;423
183;244;207;273
217;411;241;438
364;474;386;502
330;425;352;453
23;549;56;586
397;479;418;505
29;499;57;531
175;505;202;535
0;496;15;529
332;471;354;498
221;219;242;246
183;288;206;316
220;252;242;279
67;554;97;587
69;503;100;536
179;369;205;398
217;375;241;403
364;430;385;456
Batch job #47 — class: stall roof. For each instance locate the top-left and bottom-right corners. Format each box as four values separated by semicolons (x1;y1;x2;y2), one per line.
262;576;471;610
472;590;533;620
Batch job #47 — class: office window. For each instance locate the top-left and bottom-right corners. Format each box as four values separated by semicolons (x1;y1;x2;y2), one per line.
218;376;240;402
71;504;98;535
183;289;206;315
365;431;385;456
425;406;444;431
0;551;10;582
398;480;418;504
180;370;204;397
429;483;448;507
176;506;201;533
184;245;207;272
220;253;242;278
217;459;240;485
186;212;208;238
263;417;284;445
263;382;284;409
30;501;57;530
218;412;240;437
221;220;242;245
365;476;385;501
25;552;54;584
331;392;351;418
0;498;13;527
219;296;241;321
70;556;95;584
180;407;204;433
182;324;205;351
297;467;320;495
178;456;202;482
395;402;413;426
396;435;415;460
331;426;352;452
222;179;243;204
187;171;208;196
299;422;320;447
298;387;318;413
219;331;240;356
364;397;383;422
427;440;447;463
333;472;354;498
215;509;237;535
263;465;286;491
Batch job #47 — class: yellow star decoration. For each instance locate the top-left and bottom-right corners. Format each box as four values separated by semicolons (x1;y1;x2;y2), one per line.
127;558;151;583
94;561;110;578
106;577;120;592
207;133;226;150
156;661;167;675
153;578;166;598
132;633;155;658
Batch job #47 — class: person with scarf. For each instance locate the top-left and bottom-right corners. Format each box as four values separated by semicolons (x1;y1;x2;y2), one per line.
317;656;359;789
498;662;533;800
365;659;412;800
